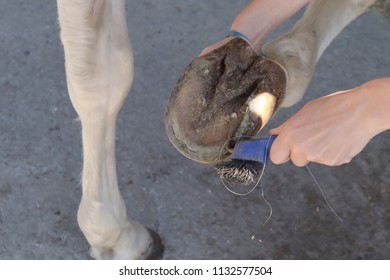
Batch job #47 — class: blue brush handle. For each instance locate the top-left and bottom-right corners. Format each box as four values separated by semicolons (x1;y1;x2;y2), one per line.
231;135;276;163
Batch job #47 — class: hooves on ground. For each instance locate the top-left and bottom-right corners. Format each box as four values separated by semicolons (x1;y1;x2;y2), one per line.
146;227;164;260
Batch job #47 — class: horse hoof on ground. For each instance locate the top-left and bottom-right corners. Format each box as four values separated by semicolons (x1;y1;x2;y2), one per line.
146;227;164;260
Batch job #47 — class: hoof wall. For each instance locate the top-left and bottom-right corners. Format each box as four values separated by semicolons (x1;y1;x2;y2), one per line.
146;228;164;260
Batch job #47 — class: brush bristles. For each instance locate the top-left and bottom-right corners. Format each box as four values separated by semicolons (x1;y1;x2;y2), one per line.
215;159;263;185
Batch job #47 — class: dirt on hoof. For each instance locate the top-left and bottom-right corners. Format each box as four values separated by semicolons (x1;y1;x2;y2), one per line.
165;38;286;164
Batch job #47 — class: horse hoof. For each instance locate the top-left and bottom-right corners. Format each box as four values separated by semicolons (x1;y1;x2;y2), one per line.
146;227;164;260
165;38;286;164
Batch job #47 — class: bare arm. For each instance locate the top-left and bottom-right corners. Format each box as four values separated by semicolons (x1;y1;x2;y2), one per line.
200;0;310;55
231;0;310;51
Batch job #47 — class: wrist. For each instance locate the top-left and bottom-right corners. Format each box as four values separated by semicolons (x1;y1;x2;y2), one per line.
360;78;390;137
230;18;265;54
226;30;253;46
229;0;310;54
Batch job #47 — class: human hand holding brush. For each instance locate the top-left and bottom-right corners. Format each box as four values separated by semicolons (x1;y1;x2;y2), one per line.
215;78;390;185
269;78;390;167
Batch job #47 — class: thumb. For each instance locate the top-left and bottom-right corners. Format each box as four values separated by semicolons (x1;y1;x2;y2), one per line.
269;124;283;136
268;124;290;165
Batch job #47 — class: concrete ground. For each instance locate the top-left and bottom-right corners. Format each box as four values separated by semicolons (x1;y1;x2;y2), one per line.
0;0;390;260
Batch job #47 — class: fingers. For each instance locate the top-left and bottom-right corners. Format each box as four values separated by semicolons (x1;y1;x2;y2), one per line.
269;124;290;164
269;124;282;136
270;138;309;167
199;37;233;57
269;126;309;167
290;151;309;167
269;136;290;164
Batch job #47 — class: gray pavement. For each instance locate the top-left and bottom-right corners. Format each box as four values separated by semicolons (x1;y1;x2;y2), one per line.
0;0;390;259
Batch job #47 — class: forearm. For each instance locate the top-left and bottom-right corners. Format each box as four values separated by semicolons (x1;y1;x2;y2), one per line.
361;77;390;137
230;0;310;52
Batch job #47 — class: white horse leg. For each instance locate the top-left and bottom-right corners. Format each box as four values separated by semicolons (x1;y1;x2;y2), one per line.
57;0;161;259
263;0;376;107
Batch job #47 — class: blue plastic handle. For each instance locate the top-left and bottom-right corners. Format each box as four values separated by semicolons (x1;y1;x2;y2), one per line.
231;135;276;163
